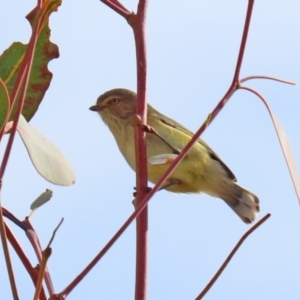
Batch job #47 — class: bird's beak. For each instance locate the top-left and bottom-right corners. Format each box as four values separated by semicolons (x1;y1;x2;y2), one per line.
89;104;100;111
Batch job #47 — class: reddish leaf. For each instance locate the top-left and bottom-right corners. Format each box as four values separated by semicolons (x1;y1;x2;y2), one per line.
0;5;60;121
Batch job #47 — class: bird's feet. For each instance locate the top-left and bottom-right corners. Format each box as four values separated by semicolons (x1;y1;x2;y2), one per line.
133;186;152;198
132;186;152;208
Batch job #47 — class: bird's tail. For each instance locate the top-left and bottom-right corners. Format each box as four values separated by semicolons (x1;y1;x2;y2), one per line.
221;184;260;224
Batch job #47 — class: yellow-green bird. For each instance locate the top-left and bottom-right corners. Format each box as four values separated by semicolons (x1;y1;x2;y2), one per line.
90;88;259;223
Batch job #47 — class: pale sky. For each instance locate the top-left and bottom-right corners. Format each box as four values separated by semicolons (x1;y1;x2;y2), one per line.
1;1;300;299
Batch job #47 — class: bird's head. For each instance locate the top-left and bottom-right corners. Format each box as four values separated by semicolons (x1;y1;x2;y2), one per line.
89;89;137;126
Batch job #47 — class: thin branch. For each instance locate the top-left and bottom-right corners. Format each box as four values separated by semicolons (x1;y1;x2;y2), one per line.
3;207;27;230
232;0;254;83
240;75;296;85
101;0;131;18
33;218;62;300
33;248;52;300
46;218;64;249
0;181;19;300
139;124;180;154
5;223;47;300
127;0;149;299
109;0;130;12
195;214;271;300
24;219;55;295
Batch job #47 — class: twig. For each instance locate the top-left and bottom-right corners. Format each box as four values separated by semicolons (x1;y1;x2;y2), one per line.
0;181;19;300
109;0;130;12
24;219;55;295
46;218;64;249
232;0;254;82
101;0;131;18
33;218;63;300
138;124;180;154
2;207;27;230
240;75;296;85
102;0;149;299
5;223;46;300
195;213;271;300
33;248;52;300
130;2;149;298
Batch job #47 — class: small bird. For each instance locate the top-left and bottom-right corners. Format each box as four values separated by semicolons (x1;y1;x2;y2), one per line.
90;88;259;223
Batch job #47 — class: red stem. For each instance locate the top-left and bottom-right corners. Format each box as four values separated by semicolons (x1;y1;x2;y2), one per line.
59;1;149;298
0;190;19;299
4;211;55;295
101;0;131;18
129;1;149;299
24;219;55;295
232;0;254;83
5;223;47;300
109;0;130;13
2;207;26;230
195;214;271;300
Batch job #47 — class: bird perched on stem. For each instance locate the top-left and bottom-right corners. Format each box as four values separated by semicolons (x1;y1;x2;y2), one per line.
89;88;259;223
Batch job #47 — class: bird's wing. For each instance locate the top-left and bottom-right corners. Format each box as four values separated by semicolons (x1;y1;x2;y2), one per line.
148;106;237;182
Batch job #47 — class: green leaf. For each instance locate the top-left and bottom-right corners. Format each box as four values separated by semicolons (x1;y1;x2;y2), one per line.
17;115;76;186
0;79;10;132
30;189;53;210
0;6;60;122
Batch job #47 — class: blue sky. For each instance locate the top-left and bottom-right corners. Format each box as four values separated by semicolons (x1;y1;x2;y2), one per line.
1;1;300;299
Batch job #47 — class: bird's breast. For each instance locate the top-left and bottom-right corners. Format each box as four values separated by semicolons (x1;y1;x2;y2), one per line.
109;118;212;193
112;124;137;171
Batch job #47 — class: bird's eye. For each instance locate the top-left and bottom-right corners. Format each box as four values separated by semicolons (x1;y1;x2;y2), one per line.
110;98;119;105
